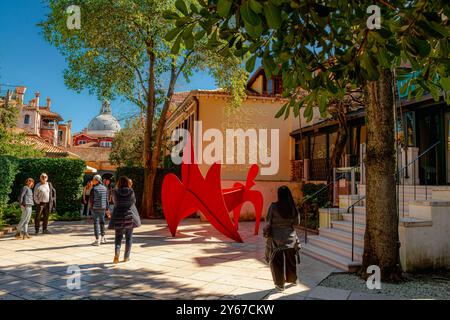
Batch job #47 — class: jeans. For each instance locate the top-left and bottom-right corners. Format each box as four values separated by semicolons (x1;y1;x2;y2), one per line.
17;205;32;234
35;202;50;232
82;196;91;216
92;209;105;239
115;228;133;259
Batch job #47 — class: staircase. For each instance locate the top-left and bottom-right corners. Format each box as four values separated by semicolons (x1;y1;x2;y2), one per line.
301;185;449;271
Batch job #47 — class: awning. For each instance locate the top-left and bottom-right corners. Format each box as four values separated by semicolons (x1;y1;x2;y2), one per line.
85;165;98;173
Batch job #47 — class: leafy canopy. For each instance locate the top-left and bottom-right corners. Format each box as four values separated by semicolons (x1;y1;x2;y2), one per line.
166;0;450;120
41;0;248;112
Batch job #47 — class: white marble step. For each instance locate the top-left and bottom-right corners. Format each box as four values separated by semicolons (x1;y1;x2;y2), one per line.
318;228;364;248
342;213;366;224
331;220;366;236
302;243;361;271
308;235;363;261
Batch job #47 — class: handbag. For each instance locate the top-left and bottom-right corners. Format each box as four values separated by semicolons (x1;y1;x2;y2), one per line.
131;204;142;228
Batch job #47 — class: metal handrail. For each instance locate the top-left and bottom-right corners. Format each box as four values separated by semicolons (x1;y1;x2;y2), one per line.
346;195;366;262
299;164;360;244
341;141;441;262
396;141;440;177
396;140;440;217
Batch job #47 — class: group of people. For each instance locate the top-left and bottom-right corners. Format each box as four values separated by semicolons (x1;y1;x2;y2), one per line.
16;173;56;239
86;174;141;263
17;172;300;289
16;173;141;264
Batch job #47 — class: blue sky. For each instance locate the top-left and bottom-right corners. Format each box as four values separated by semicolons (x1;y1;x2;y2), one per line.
0;0;217;132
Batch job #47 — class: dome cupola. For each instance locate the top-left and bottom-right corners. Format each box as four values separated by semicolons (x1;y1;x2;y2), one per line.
86;100;121;137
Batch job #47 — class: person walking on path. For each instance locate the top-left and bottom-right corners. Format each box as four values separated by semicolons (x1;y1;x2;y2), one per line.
104;178;114;217
15;178;35;239
33;173;56;235
82;180;93;217
108;176;141;264
264;186;301;292
90;175;109;246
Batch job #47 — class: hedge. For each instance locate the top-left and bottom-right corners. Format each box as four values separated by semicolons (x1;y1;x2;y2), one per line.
116;166;181;217
0;156;19;224
10;158;86;214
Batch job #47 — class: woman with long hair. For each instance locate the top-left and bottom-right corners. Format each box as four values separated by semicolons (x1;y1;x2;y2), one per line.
264;186;301;292
108;176;141;264
82;180;93;217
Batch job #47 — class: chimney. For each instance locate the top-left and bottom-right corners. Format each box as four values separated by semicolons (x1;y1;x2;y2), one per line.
15;86;26;105
35;92;40;108
46;97;51;109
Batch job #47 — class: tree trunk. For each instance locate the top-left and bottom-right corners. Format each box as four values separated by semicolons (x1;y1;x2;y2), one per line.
328;102;349;183
363;69;402;281
142;43;156;218
142;59;179;218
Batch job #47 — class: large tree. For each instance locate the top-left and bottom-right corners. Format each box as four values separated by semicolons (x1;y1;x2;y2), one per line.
41;0;247;217
168;0;450;280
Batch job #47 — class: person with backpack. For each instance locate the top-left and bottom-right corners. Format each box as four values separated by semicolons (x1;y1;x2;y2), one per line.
89;175;109;246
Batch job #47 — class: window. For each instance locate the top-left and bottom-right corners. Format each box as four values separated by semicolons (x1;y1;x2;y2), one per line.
267;79;273;94
24;115;30;125
78;140;87;145
100;141;112;148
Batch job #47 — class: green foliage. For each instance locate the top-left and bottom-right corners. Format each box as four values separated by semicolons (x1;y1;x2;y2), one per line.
0;98;44;158
0;129;45;158
302;183;330;208
168;0;450;118
41;0;247;111
300;183;330;230
1;203;22;226
11;158;85;214
0;156;19;223
50;211;82;221
110;117;145;167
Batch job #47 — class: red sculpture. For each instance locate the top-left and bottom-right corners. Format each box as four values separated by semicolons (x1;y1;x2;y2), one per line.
161;139;263;242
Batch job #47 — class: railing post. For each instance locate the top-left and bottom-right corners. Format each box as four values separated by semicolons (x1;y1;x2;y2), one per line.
351;206;355;262
414;161;416;200
402;167;405;218
435;146;439;186
333;167;337;207
304;204;308;244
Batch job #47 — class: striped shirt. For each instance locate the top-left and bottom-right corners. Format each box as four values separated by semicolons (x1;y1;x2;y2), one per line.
90;184;108;210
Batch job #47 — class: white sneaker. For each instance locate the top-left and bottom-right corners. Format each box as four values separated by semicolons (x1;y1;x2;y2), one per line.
101;237;107;244
92;239;100;246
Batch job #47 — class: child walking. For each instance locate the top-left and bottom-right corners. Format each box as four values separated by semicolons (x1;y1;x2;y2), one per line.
16;178;35;239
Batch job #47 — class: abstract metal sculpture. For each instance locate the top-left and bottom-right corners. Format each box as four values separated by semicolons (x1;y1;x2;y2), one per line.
161;139;263;242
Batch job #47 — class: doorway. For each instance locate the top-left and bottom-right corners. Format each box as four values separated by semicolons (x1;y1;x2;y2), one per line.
416;107;445;185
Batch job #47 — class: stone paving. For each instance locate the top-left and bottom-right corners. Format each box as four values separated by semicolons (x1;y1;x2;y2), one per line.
0;219;400;300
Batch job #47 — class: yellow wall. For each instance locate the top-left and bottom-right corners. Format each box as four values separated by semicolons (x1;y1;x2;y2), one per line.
195;95;293;182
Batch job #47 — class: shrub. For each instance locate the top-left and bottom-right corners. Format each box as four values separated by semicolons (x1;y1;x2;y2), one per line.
300;183;331;230
50;211;82;221
2;202;23;226
0;156;19;225
10;158;85;214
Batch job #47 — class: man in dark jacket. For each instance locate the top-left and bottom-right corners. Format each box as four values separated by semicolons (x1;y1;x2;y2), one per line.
90;175;109;246
33;173;56;234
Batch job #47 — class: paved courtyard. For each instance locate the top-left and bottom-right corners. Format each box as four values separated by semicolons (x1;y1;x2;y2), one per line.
0;219;396;300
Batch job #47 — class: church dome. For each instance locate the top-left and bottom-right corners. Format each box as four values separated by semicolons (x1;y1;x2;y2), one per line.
86;101;121;137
